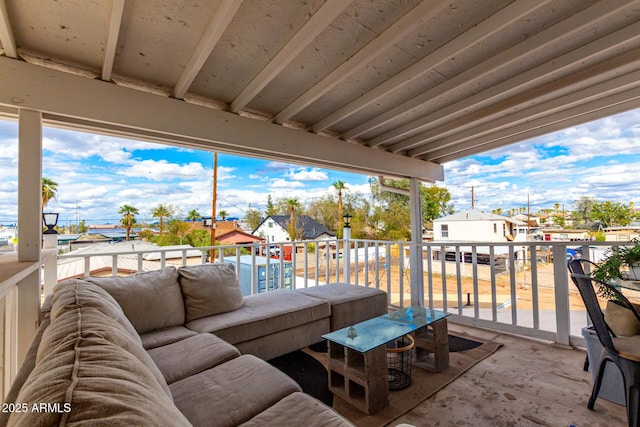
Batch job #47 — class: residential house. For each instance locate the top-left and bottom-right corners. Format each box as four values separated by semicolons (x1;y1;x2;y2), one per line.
432;209;528;265
603;223;640;242
434;209;527;242
216;223;264;246
195;219;264;245
253;215;335;244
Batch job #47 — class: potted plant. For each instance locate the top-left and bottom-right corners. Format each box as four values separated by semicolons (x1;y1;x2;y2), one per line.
590;239;640;336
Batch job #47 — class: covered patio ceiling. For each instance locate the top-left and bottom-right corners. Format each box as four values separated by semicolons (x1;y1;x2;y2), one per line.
1;0;640;182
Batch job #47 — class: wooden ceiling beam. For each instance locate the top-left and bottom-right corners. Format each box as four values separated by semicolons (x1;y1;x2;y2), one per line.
101;0;125;82
386;22;640;153
172;0;242;99
230;0;351;113
271;0;450;124
309;0;548;133
0;0;17;59
422;78;640;162
342;0;634;142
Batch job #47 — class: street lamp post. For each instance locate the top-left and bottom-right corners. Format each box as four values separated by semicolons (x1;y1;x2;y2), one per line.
342;213;352;283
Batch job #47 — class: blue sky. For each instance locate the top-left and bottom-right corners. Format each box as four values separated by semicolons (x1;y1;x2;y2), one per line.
1;107;640;226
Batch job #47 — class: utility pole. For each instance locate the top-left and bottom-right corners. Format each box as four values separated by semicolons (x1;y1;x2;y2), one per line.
210;152;217;262
471;186;475;209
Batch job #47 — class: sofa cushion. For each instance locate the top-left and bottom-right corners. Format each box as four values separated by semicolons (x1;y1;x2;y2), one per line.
147;333;240;384
185;290;330;344
140;325;198;350
0;316;49;427
36;306;172;400
170;354;300;427
240;392;353;427
51;279;140;341
178;263;244;321
295;283;388;330
85;267;185;334
8;317;189;427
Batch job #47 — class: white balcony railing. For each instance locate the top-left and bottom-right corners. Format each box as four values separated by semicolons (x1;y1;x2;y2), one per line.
4;238;631;398
54;238;625;349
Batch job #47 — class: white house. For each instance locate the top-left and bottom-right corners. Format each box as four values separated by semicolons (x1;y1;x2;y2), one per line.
253;215;335;243
434;209;527;242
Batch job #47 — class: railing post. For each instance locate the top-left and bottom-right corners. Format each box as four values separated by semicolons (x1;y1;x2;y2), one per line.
409;177;424;306
17;109;42;366
43;233;57;296
343;227;351;283
552;244;571;345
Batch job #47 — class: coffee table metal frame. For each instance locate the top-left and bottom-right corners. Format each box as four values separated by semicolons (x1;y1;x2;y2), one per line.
322;306;450;414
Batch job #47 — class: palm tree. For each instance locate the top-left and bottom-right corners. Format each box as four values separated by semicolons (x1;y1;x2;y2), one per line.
219;209;229;221
332;180;347;228
186;209;201;221
42;177;58;211
152;204;174;235
286;198;301;240
119;204;139;241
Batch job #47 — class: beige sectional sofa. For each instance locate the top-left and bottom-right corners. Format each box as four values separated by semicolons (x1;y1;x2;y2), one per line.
1;263;388;426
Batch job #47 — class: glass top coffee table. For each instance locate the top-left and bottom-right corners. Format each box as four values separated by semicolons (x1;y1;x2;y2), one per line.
322;306;450;414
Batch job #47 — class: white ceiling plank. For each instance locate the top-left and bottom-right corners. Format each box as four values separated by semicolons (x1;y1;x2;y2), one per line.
422;82;640;162
394;48;640;156
430;97;640;164
413;66;640;158
0;56;444;181
230;0;351;113
342;0;635;142
385;22;640;153
310;0;549;133
0;0;17;58
271;0;451;124
101;0;125;82
172;0;243;99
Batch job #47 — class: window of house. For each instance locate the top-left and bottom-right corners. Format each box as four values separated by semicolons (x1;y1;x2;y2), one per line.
268;222;273;228
493;223;497;233
441;224;449;238
503;224;506;236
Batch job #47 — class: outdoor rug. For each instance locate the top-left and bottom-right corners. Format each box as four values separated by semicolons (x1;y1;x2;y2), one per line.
296;331;503;427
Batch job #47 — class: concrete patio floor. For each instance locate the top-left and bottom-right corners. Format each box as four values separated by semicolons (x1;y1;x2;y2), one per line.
393;323;628;427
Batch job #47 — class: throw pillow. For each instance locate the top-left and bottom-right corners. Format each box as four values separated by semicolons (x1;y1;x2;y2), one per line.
178;263;244;322
85;267;185;334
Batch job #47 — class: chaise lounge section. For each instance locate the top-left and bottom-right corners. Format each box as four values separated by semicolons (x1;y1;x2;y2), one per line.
2;263;388;426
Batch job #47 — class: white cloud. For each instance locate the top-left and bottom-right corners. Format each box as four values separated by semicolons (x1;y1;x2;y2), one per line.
118;160;209;181
269;178;304;190
287;168;328;181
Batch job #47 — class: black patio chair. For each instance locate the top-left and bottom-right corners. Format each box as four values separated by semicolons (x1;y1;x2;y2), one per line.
568;258;604;371
568;261;640;427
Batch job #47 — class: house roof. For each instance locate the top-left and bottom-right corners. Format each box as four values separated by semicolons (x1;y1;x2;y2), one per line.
435;209;526;225
2;2;639;181
217;229;263;245
258;215;336;239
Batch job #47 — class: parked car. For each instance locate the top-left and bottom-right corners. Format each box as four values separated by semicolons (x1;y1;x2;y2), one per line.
566;247;583;260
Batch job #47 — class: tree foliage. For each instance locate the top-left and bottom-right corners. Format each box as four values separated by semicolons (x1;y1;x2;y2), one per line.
590;201;633;228
571;196;597;227
369;178;453;240
244;208;262;232
151;203;175;235
185;209;201;221
119;204;139;241
42;177;58;211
